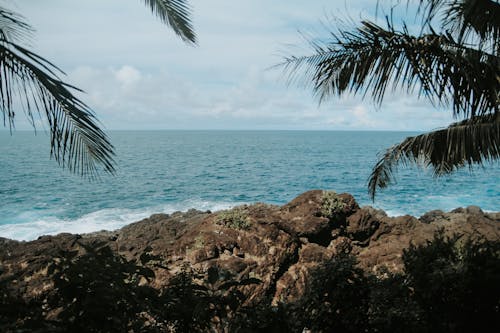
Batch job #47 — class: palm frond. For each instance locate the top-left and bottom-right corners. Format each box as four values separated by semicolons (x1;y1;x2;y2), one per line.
368;113;500;200
280;20;500;119
0;7;32;43
0;8;115;177
142;0;196;44
412;0;500;52
415;0;447;23
282;1;500;200
445;0;500;52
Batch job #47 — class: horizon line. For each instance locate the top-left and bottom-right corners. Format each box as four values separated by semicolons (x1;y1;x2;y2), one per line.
2;128;425;133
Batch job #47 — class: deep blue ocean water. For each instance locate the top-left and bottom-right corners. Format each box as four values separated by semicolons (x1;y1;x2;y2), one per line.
1;130;498;240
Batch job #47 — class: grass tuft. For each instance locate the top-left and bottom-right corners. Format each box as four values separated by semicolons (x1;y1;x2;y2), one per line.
320;190;346;218
216;207;251;230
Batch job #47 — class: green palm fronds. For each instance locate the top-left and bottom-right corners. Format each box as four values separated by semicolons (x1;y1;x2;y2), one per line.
281;0;500;199
1;0;196;177
0;8;115;177
142;0;196;44
368;114;500;200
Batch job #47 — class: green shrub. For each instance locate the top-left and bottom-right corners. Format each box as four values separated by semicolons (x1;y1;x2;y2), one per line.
48;243;159;332
194;234;205;249
320;190;346;218
288;253;370;333
402;230;500;332
216;207;250;230
367;268;422;332
2;230;498;332
280;233;500;333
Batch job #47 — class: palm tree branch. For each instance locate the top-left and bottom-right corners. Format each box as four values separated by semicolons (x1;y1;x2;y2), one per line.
280;20;500;118
0;38;115;176
0;8;32;43
142;0;196;44
368;113;500;200
445;0;500;51
399;0;500;54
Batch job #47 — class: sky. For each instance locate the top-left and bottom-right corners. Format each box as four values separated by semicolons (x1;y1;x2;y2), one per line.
7;0;456;131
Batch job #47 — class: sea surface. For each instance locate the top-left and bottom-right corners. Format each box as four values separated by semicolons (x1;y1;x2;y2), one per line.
1;130;498;240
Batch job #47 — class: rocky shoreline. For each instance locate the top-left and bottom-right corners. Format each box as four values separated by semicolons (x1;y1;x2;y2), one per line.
1;190;499;332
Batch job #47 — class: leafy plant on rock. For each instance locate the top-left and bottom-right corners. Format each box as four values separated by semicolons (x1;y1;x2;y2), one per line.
320;190;346;218
47;242;159;332
162;264;260;332
216;207;251;230
289;253;371;333
402;230;500;332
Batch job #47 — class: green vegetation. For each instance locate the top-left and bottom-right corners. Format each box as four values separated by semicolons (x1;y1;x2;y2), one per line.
194;234;205;249
1;232;498;332
320;190;346;218
244;231;500;332
0;1;195;176
281;0;500;200
143;0;196;45
216;207;251;230
401;231;500;332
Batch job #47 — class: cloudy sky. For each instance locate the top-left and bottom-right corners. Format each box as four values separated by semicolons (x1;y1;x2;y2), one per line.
10;0;455;131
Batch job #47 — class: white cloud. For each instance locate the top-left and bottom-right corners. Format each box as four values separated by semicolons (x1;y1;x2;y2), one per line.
350;105;376;127
7;0;457;131
115;66;142;88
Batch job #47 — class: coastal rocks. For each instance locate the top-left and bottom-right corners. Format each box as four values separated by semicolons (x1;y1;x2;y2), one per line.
278;190;358;245
0;190;499;331
346;207;383;243
278;190;331;238
353;207;500;273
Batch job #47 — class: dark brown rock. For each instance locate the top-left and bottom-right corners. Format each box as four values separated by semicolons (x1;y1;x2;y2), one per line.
346;207;381;243
0;190;498;331
419;209;446;224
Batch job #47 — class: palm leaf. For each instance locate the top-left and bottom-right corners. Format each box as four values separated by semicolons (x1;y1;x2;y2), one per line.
398;0;500;54
282;1;500;200
414;0;447;23
368;113;500;200
0;8;115;177
142;0;196;44
0;7;32;43
280;20;500;119
414;0;500;42
445;0;500;53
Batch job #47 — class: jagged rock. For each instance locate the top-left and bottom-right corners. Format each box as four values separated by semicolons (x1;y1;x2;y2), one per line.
337;193;360;216
0;190;498;331
279;190;330;238
346;207;381;243
355;208;500;273
419;209;446;224
279;190;358;245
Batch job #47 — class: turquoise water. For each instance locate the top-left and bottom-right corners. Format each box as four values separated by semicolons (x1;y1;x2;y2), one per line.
1;130;498;240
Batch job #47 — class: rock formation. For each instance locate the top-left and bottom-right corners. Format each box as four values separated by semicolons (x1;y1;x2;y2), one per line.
1;190;498;331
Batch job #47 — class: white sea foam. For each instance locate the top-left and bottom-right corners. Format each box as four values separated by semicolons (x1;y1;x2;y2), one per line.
384;210;406;217
0;200;241;241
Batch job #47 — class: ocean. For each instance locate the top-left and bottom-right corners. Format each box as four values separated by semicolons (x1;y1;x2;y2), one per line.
1;130;498;241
